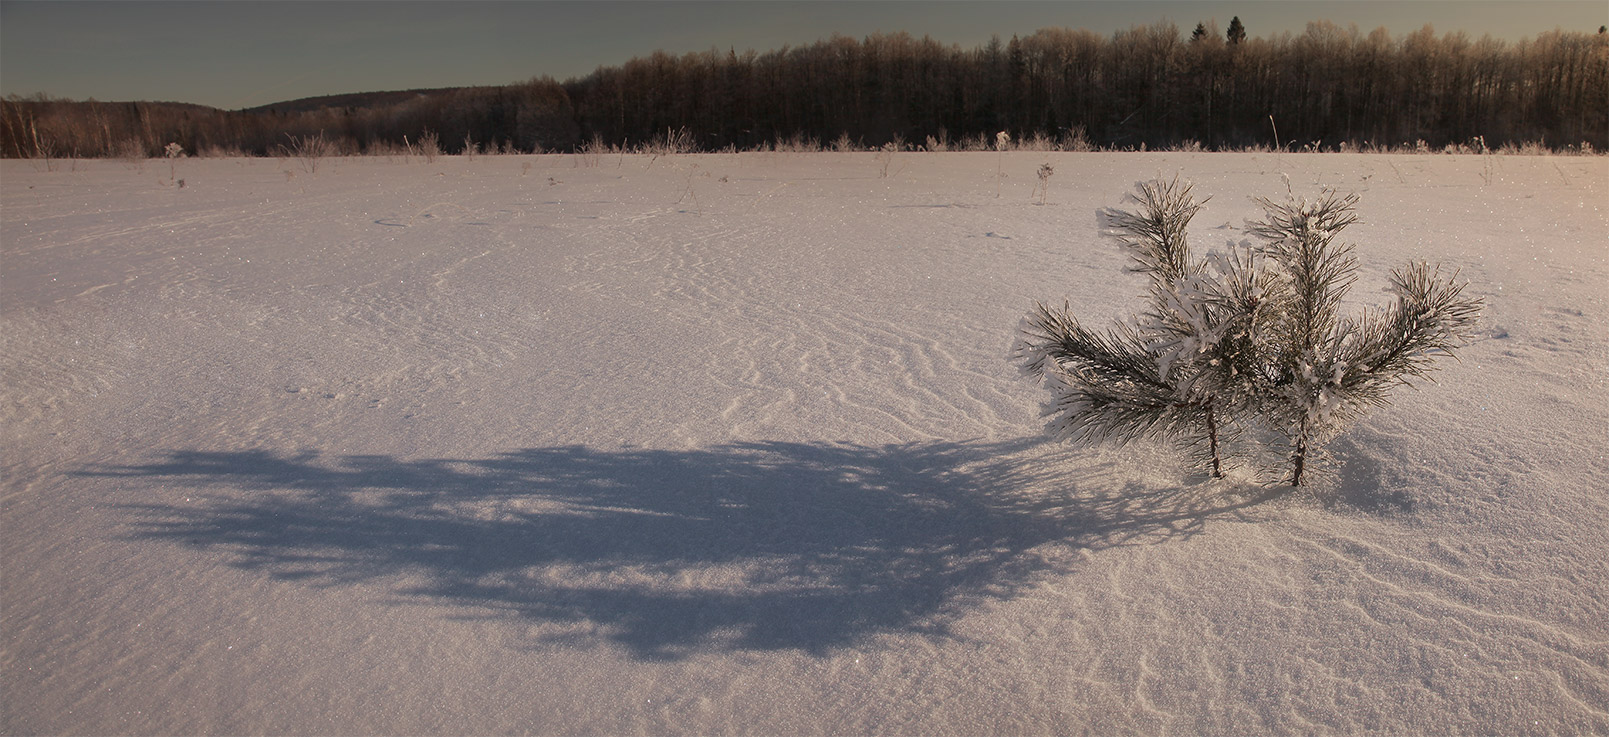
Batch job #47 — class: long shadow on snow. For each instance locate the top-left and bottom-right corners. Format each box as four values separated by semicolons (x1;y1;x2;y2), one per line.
90;439;1275;660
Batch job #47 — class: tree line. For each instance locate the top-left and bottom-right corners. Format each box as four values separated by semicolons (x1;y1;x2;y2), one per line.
4;20;1605;159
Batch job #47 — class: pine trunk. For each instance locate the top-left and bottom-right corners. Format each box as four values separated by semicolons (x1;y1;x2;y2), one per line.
1291;417;1309;486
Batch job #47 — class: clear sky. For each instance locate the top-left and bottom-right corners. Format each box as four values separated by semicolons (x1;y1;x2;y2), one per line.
3;1;1605;110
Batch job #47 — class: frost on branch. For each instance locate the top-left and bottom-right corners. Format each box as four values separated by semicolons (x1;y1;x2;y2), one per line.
1013;180;1482;486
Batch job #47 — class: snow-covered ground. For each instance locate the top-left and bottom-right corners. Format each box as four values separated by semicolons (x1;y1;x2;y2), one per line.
3;151;1605;735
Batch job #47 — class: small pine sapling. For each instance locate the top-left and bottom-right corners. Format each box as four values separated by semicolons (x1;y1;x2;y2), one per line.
1245;191;1482;485
1013;180;1481;487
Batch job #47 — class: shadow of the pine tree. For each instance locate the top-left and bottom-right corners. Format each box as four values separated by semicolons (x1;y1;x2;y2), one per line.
90;439;1276;660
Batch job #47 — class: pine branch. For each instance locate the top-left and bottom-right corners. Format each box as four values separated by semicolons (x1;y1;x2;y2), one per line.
1100;176;1208;289
1336;263;1482;408
1248;190;1360;361
1013;303;1205;446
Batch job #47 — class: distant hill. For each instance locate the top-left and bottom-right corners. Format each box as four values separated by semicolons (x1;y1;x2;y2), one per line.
241;88;465;115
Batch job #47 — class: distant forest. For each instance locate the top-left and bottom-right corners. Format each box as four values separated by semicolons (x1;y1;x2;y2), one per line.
4;20;1606;158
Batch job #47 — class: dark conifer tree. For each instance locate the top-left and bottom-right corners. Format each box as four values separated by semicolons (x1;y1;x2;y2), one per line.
1228;17;1247;45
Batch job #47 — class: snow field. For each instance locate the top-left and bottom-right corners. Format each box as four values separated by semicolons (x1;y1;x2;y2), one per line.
2;152;1606;734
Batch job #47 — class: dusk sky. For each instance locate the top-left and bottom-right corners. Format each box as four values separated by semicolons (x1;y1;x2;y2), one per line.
3;1;1605;111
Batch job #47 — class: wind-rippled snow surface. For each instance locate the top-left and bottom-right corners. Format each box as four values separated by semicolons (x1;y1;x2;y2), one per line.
4;153;1605;735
